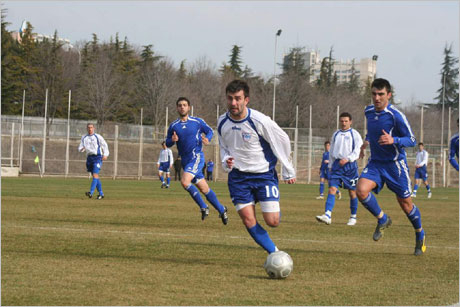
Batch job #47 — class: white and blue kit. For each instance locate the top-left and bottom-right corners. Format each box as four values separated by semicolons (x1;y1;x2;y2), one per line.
158;148;174;173
328;128;363;190
166;116;213;183
414;150;429;180
449;133;459;171
217;108;295;211
360;104;416;199
78;133;109;174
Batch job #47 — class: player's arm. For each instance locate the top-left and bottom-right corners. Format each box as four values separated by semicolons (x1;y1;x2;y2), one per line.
168;149;174;164
449;138;459;171
259;119;296;182
218;135;233;173
328;132;337;169
392;113;416;147
99;134;109;160
78;135;86;152
200;119;213;144
348;130;363;163
165;125;176;147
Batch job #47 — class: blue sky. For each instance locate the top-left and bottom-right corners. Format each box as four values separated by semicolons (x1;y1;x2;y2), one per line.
3;1;459;105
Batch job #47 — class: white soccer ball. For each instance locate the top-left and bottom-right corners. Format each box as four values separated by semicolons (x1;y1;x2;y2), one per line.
264;251;293;279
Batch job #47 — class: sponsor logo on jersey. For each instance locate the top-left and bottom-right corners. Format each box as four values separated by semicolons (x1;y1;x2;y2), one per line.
232;126;241;130
242;132;251;141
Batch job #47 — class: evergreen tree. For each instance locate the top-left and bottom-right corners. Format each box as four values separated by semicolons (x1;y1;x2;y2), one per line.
228;45;243;77
281;47;308;76
435;43;459;108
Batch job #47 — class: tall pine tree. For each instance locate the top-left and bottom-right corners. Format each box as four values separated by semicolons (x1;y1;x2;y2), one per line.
435;43;459;108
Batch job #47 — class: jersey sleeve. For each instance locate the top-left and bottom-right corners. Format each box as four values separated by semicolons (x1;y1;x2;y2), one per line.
168;149;174;164
349;130;363;162
200;118;213;142
165;124;175;148
218;134;233;173
328;131;338;169
99;134;110;157
449;137;459;171
78;135;86;152
393;112;416;148
257;118;296;180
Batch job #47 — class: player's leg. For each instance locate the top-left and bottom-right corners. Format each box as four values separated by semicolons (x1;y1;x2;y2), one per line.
347;189;358;225
357;174;391;241
181;172;209;219
158;169;165;188
317;177;326;199
195;178;227;224
93;161;104;199
238;204;278;254
165;171;171;188
316;185;337;225
397;196;426;255
424;168;431;198
412;178;421;197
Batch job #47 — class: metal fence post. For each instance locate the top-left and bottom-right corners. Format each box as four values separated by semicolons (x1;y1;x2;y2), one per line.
113;125;119;180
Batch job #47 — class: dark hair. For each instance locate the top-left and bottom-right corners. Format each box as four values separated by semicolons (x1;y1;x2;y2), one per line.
339;112;352;121
176;97;191;106
226;80;250;97
371;78;392;93
161;141;166;146
324;141;330;145
418;142;424;146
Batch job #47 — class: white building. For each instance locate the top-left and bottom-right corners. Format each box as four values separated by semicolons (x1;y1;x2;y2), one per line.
304;51;377;87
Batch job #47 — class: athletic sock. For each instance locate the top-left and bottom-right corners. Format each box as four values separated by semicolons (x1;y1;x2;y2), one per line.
96;178;103;196
167;177;170;185
205;189;225;214
416;228;425;241
324;194;336;215
160;176;164;183
185;184;207;209
426;184;431;192
413;184;418;194
90;178;97;195
360;193;383;218
407;204;423;230
350;197;358;216
247;223;276;254
319;182;325;196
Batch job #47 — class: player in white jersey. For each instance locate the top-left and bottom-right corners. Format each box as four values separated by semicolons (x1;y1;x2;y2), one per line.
78;123;109;199
316;112;363;226
218;80;296;254
157;141;174;188
411;143;431;198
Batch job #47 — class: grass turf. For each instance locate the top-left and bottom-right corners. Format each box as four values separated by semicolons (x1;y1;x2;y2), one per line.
1;177;458;306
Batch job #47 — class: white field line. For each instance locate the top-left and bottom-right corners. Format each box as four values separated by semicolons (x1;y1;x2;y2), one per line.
4;224;459;251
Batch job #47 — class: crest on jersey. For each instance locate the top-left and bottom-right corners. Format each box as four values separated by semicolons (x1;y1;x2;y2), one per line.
374;116;379;120
242;132;251;141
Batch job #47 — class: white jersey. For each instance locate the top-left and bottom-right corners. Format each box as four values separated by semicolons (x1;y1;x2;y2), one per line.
78;133;109;157
329;128;363;169
415;149;428;167
217;108;295;180
158;148;174;164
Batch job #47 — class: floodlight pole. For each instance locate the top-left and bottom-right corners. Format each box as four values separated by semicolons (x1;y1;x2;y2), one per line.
441;71;446;154
272;29;282;121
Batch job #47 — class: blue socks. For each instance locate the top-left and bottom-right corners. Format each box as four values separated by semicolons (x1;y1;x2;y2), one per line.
360;192;388;224
325;194;336;216
185;184;207;209
160;175;164;183
96;178;103;196
247;223;276;254
319;182;325;196
90;178;98;195
426;184;431;192
413;184;419;194
407;204;423;230
205;189;225;214
350;197;358;216
167;177;170;185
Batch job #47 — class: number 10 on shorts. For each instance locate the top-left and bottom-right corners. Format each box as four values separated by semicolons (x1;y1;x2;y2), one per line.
265;185;279;198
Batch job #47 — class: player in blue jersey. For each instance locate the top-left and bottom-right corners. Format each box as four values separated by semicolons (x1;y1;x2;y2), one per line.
316;112;363;226
157;141;174;188
78;123;109;200
218;80;296;254
449;118;459;172
357;78;426;256
316;141;341;200
166;97;228;225
411;143;431;198
206;159;214;181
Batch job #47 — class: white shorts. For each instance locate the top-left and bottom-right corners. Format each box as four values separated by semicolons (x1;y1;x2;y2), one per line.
235;201;280;213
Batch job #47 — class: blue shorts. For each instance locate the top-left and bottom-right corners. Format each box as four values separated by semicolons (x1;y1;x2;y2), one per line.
320;168;329;179
86;155;102;174
159;162;171;173
182;152;205;184
228;169;279;205
359;159;412;199
328;161;359;190
414;166;428;180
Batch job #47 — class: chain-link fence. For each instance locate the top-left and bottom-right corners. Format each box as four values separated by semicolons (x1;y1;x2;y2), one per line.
1;114;458;187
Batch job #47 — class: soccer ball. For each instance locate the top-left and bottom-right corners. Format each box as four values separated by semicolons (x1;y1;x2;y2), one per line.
264;251;293;279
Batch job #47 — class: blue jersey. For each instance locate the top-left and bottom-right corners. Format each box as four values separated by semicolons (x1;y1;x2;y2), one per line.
165;116;213;164
320;151;329;171
364;104;416;161
207;161;214;172
449;133;459;171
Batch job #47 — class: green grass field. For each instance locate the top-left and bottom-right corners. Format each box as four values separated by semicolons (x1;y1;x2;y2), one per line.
2;177;459;306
